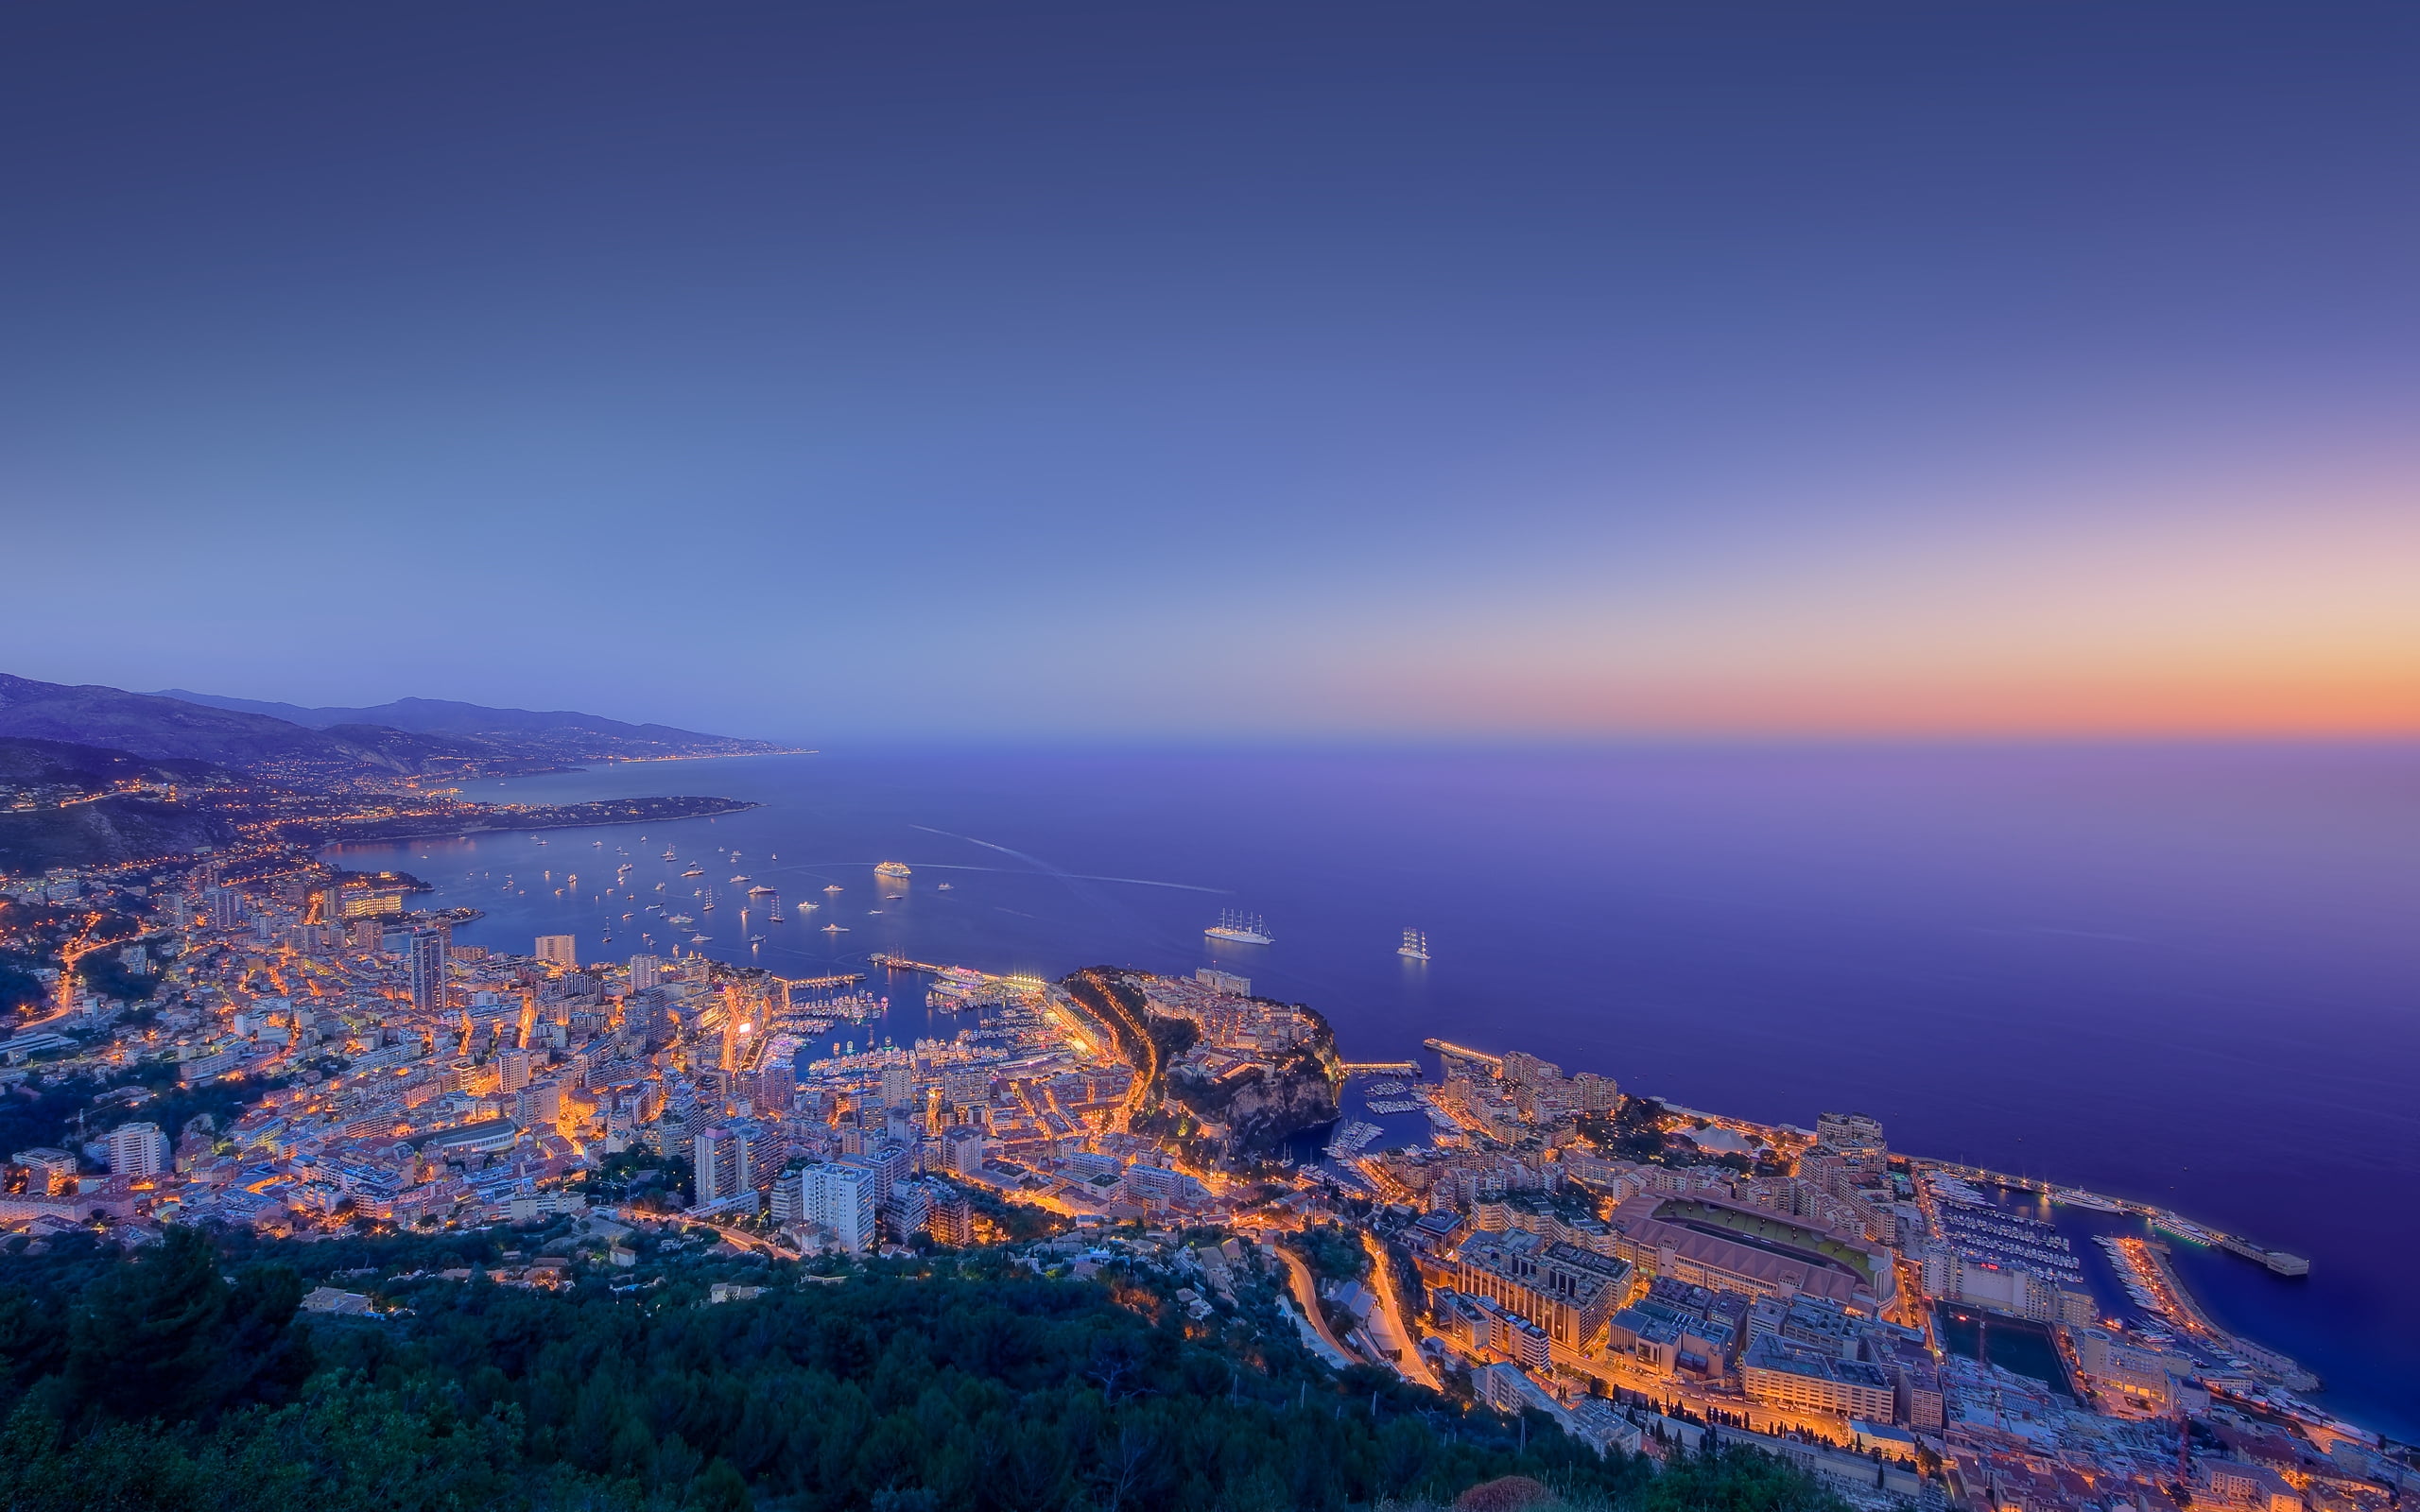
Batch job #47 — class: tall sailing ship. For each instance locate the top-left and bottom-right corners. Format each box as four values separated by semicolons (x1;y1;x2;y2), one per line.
1398;928;1429;961
1204;909;1272;945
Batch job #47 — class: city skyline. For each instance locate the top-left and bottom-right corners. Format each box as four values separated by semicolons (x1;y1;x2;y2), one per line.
2;5;2415;1491
5;3;2414;740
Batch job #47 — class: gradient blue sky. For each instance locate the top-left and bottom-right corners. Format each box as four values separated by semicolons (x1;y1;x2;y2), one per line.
3;4;2414;740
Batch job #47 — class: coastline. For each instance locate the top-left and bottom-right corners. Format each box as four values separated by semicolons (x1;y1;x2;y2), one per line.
311;794;760;847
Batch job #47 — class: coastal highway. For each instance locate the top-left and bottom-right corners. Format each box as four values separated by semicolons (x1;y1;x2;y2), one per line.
1361;1232;1442;1390
1274;1245;1357;1366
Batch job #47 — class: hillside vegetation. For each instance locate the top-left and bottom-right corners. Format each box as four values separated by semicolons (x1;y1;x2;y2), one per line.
0;1228;1849;1512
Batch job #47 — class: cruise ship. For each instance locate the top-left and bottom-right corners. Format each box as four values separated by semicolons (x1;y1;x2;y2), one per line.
1204;909;1272;945
1398;928;1429;961
873;860;912;879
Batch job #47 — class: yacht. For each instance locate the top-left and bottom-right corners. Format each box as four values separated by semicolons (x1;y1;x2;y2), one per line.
689;933;710;943
731;874;751;884
797;901;819;913
873;861;911;879
937;882;953;891
823;923;849;934
683;864;703;877
824;884;843;894
668;914;694;926
2054;1187;2125;1213
1205;909;1273;946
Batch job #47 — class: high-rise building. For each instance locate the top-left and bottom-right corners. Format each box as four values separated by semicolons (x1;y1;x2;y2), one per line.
927;1189;976;1246
802;1161;878;1253
879;1063;913;1108
856;1141;914;1205
693;1126;750;1206
1500;1051;1564;1089
885;1179;933;1241
339;890;404;919
207;886;245;930
1573;1072;1621;1114
728;1118;784;1193
107;1122;167;1177
534;935;578;968
514;1080;562;1129
1815;1111;1887;1157
406;928;449;1012
629;954;664;991
497;1048;532;1094
942;1125;986;1178
769;1168;807;1225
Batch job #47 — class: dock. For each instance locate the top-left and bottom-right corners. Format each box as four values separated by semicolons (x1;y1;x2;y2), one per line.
2220;1236;2311;1276
1422;1038;1502;1072
1342;1060;1421;1076
781;972;866;989
867;954;949;975
1912;1158;2310;1277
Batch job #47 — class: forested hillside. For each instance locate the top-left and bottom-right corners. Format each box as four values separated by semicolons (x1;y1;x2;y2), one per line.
0;1228;1850;1512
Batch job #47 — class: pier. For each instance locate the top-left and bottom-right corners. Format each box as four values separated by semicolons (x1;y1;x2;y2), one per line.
1421;1038;1502;1072
1911;1158;2311;1280
2220;1236;2311;1276
1342;1060;1421;1076
869;953;948;975
2105;1235;2322;1392
781;972;866;989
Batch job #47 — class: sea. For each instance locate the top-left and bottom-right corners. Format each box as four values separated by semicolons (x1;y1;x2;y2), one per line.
322;743;2420;1441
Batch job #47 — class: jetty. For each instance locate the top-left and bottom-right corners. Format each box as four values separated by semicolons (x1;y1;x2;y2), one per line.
1421;1038;1502;1072
2220;1235;2311;1276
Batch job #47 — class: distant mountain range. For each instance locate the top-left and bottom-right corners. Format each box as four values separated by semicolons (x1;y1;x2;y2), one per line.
155;690;747;747
0;674;786;782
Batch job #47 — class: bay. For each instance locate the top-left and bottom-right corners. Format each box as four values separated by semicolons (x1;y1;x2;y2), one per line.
327;742;2420;1440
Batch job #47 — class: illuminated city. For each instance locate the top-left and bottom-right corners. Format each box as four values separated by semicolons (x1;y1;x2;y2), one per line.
2;4;2411;1508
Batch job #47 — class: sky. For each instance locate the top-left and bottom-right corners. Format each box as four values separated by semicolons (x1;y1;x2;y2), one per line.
2;2;2413;742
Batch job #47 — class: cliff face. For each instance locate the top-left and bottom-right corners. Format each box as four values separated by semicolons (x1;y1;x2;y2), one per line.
1162;1002;1344;1155
1059;967;1345;1157
1168;1047;1341;1155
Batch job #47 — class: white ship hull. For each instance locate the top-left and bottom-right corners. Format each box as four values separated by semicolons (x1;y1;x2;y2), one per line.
1204;926;1271;945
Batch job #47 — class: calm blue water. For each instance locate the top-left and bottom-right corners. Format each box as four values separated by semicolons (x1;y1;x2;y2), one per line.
326;744;2420;1440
